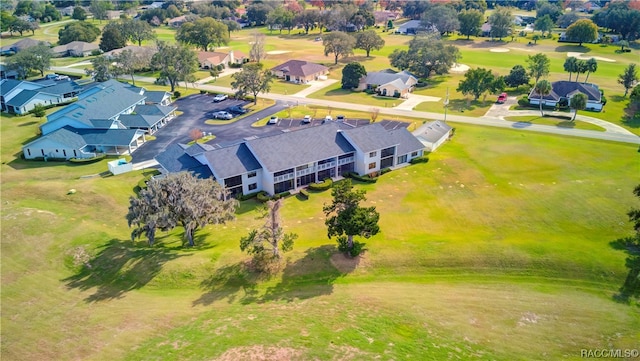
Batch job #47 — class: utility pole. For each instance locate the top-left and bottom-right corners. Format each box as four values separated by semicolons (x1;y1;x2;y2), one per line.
443;87;450;123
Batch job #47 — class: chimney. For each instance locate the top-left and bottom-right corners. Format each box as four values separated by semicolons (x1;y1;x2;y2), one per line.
228;50;235;65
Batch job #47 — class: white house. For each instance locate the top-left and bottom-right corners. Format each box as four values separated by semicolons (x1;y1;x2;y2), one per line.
413;120;453;152
156;122;426;196
528;81;604;111
359;69;418;98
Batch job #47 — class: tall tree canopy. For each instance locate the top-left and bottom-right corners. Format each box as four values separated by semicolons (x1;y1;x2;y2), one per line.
504;64;530;89
176;17;229;52
86;55;115;82
323;31;355;65
526;53;550;84
592;1;640;41
389;35;460;79
354;30;385;57
457;67;502;100
569;92;587;121
127;172;238;247
324;179;380;256
58;21;101;45
151;41;199;92
533;79;552;116
231;62;274;104
249;32;266;64
565;19;598;46
99;22;127;52
534;14;554;36
458;9;484;39
488;6;514;40
341;62;366;89
6;42;52;78
619;63;639;97
421;4;460;35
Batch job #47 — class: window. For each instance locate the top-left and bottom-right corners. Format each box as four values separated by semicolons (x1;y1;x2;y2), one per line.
27;149;31;156
369;151;377;157
368;162;376;170
248;183;257;191
247;171;257;178
63;149;66;157
41;149;44;156
411;151;418;157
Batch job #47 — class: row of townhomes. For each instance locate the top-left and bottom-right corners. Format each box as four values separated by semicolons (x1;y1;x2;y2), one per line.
155;121;436;197
1;75;83;114
21;79;174;160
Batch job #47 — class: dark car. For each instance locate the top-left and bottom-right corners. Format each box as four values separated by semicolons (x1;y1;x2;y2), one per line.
227;105;248;115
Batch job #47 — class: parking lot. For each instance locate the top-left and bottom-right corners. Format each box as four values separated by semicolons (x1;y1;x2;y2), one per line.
131;94;409;163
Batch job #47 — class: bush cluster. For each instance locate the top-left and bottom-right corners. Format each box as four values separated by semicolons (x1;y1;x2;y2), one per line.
69;154;106;164
298;189;309;200
409;156;430;164
309;178;333;191
256;191;270;202
344;172;377;183
238;191;259;201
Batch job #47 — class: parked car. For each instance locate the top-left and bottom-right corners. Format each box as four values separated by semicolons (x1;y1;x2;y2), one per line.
268;116;279;124
497;92;507;104
212;111;233;120
323;115;333;123
336;115;345;121
227;105;248;114
213;94;228;102
303;115;312;123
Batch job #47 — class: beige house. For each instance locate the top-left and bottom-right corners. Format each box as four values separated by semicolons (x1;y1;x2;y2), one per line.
271;60;329;83
358;69;418;98
52;41;99;57
197;50;248;69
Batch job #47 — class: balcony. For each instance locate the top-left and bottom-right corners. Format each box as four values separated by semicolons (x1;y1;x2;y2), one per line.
274;173;294;183
317;162;336;171
296;167;315;176
338;157;354;165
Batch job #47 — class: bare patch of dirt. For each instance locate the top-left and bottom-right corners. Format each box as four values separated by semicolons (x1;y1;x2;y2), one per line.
213;346;304;361
329;253;369;273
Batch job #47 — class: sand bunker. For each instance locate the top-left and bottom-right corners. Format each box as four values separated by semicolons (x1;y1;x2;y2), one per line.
567;52;616;63
266;50;290;55
490;48;510;52
449;63;470;73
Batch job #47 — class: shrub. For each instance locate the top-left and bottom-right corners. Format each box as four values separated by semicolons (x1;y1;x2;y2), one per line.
256;191;270;203
229;63;242;68
410;156;430;164
518;97;530;107
238;191;259;201
173;91;181;98
32;104;46;117
336;236;366;257
344;172;377;183
309;178;333;191
298;188;309;200
380;167;391;175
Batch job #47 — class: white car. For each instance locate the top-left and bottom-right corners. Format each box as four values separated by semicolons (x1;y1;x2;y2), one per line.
212;111;233;120
212;94;228;102
324;115;333;122
268;116;279;124
303;115;312;123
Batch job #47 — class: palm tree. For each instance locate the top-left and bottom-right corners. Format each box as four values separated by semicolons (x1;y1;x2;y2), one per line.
564;56;578;81
570;93;587;121
535;79;552;116
583;58;598;83
574;60;588;82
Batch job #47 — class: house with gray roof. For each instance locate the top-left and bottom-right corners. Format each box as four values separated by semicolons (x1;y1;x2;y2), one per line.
155;122;426;197
0;38;50;56
358;69;418;98
271;60;329;83
22;80;177;160
413;120;453;151
528;81;604;111
1;78;83;114
52;41;100;57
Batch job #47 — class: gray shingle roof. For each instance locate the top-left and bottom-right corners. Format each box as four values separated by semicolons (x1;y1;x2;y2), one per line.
74;128;145;146
398;20;421;31
25;126;87;149
529;81;602;102
144;91;170;104
388;127;425;155
246;122;355;172
155;143;204;173
341;123;399;153
52;41;99;54
0;79;24;94
6;89;38;107
49;79;145;127
413;120;452;143
203;143;261;179
0;38;49;53
271;60;329;78
118;114;159;128
364;70;416;88
41;80;84;96
134;104;176;116
184;142;215;156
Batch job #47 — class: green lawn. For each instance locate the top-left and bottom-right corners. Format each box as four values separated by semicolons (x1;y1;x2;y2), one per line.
2;107;639;360
307;82;406;107
415;98;493;117
504;115;606;131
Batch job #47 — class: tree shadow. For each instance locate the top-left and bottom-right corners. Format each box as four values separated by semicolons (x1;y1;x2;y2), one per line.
192;261;260;306
262;245;357;302
555;45;591;53
63;238;188;303
609;237;640;303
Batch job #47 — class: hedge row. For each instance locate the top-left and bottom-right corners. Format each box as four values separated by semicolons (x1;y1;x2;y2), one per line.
298;189;309;200
256;190;291;202
69;154;106;163
344;172;377;183
409;156;430;164
309;178;333;191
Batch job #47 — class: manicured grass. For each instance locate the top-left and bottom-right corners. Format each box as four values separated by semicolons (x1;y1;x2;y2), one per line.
415;98;493;117
307;82;405;107
2;108;638;360
504;115;606;131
